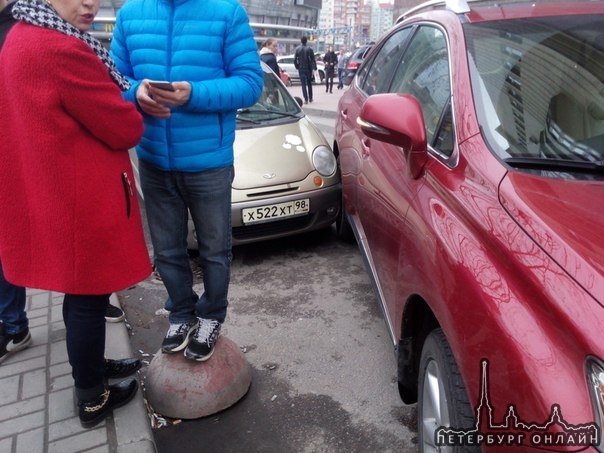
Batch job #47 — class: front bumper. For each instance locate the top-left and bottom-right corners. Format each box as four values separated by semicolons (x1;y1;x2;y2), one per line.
186;183;341;248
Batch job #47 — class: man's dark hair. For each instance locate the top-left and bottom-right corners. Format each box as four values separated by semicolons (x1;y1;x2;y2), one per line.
301;36;308;45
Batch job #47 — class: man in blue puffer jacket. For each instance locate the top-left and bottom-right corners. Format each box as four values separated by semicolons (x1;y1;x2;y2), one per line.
111;0;263;362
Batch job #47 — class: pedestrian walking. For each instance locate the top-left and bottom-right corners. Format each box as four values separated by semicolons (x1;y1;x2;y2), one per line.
323;45;337;93
110;0;263;362
0;0;151;428
337;48;347;89
294;35;316;104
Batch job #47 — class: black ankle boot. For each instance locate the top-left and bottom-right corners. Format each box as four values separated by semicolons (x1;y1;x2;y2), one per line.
104;358;141;379
78;378;138;428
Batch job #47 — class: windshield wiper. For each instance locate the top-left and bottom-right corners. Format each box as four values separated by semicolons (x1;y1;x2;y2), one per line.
504;157;604;174
238;108;300;118
235;116;261;124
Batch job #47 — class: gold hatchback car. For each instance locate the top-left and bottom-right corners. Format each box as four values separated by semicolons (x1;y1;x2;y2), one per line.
130;62;341;247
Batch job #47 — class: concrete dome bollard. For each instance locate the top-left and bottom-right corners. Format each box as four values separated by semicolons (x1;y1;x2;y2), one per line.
144;336;252;419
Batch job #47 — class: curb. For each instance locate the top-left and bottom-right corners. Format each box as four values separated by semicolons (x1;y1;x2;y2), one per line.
108;294;157;453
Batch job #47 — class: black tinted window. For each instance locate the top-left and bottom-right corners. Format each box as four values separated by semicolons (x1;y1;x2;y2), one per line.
359;30;411;95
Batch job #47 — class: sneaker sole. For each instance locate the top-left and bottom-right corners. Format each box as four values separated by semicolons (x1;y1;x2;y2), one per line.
183;346;215;362
161;324;197;354
105;315;125;323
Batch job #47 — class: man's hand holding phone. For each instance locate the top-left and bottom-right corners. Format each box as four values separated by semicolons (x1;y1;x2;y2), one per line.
138;80;192;118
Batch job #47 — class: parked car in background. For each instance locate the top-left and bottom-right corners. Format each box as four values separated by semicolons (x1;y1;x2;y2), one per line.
277;55;325;84
340;44;373;86
334;0;604;451
131;62;340;247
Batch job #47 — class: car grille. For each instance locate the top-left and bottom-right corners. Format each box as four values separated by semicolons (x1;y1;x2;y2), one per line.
233;215;312;241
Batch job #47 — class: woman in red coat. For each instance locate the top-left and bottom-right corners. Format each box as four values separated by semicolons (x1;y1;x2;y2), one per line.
0;0;151;428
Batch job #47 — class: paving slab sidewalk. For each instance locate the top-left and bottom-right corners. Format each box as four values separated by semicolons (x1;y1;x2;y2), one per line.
0;289;156;453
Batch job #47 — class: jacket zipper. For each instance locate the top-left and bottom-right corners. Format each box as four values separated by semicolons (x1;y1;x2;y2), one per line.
167;5;174;169
121;172;133;218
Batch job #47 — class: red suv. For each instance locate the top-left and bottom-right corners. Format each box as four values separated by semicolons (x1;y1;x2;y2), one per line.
335;1;604;451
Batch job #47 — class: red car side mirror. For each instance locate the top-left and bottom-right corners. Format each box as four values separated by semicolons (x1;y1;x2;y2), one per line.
357;93;428;179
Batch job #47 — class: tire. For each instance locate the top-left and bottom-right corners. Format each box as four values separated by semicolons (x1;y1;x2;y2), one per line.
335;158;354;242
335;191;354;242
418;329;479;453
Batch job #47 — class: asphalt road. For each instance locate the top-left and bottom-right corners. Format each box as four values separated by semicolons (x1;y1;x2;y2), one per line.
118;224;419;452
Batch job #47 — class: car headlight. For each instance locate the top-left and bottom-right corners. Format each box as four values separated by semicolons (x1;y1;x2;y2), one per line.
585;357;604;451
312;145;337;177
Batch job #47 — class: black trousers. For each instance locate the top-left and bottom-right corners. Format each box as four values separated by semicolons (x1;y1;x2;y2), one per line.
63;293;110;400
325;74;334;92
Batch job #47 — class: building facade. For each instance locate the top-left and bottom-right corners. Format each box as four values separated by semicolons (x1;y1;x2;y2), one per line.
93;0;323;55
369;1;394;43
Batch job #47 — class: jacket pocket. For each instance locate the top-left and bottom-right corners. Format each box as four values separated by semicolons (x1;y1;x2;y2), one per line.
121;172;133;218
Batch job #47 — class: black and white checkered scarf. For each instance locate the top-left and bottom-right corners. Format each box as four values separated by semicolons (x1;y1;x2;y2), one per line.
12;0;130;91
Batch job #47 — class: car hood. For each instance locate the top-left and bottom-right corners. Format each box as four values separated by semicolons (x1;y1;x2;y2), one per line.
233;118;325;190
498;171;604;303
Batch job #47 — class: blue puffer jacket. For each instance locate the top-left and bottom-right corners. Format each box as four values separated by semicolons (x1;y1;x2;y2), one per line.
110;0;263;172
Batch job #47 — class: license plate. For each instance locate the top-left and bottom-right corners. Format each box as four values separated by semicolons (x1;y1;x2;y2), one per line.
242;199;310;224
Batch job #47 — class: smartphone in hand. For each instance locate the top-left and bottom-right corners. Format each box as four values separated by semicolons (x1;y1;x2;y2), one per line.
148;81;175;91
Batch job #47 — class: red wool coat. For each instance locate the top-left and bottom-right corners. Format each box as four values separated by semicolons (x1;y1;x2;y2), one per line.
0;23;151;294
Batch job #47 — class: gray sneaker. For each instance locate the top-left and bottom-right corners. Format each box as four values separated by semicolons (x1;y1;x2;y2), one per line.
161;320;198;353
184;318;221;362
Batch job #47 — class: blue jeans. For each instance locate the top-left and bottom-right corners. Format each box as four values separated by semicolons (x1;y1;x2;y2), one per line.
337;68;345;88
298;69;313;102
139;160;233;324
0;259;28;335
